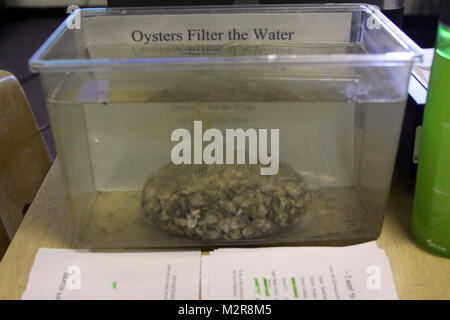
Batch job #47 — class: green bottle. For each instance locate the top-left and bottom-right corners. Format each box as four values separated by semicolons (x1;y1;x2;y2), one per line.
412;3;450;257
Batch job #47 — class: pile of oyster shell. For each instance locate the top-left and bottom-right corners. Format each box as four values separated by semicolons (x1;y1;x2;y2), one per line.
141;162;310;240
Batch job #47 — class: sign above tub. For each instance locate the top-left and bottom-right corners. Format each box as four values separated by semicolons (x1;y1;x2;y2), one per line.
82;12;353;58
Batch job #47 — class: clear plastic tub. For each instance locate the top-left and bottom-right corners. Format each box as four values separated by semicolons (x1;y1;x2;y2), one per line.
30;4;422;248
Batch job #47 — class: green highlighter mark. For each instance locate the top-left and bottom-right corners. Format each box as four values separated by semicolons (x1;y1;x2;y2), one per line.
254;278;261;295
291;277;299;298
263;277;270;297
112;281;117;289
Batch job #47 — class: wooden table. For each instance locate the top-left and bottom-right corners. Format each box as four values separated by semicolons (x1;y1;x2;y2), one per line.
0;160;449;300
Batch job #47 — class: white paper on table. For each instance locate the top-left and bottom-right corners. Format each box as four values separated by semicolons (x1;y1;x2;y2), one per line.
22;249;201;300
202;242;397;300
200;254;210;300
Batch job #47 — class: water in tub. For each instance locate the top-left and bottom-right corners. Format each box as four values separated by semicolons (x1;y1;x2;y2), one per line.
46;43;406;247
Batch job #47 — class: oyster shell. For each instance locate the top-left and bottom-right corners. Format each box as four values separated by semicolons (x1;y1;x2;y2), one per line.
141;162;310;240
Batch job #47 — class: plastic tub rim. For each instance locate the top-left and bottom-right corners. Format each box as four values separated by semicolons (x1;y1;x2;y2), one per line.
29;4;424;73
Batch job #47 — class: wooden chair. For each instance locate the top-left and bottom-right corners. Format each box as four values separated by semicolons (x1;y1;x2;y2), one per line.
0;70;52;261
0;218;8;261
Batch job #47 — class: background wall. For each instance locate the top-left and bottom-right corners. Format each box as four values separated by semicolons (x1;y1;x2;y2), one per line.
405;0;441;15
5;0;443;15
6;0;107;6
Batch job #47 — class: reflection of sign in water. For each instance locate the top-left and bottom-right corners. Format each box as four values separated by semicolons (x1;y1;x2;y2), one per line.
130;43;308;58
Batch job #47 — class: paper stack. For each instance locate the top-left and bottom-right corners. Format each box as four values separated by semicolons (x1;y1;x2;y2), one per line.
22;241;397;300
201;241;397;300
22;249;201;300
